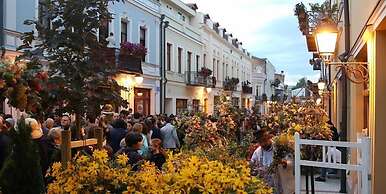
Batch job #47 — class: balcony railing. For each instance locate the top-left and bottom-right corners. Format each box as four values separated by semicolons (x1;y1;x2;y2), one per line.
185;71;215;88
96;48;143;74
223;77;239;91
242;85;253;94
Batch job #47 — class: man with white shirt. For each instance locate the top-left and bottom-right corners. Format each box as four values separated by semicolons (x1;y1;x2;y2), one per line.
160;116;180;151
251;132;274;167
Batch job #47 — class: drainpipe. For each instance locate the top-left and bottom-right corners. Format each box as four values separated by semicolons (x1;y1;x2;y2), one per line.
340;0;350;192
263;60;267;96
162;21;169;115
159;15;169;115
0;0;4;51
159;15;165;114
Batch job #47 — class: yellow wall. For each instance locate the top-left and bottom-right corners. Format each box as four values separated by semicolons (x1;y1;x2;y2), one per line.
350;0;380;48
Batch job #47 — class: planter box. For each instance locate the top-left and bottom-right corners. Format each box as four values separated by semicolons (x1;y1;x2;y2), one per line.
118;53;143;74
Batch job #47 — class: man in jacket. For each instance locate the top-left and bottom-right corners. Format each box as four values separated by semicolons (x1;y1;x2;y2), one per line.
160;116;180;151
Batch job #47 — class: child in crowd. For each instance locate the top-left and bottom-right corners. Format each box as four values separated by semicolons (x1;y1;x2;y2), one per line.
149;138;166;170
115;132;144;171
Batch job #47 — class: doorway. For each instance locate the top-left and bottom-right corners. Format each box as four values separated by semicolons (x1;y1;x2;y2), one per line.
134;88;151;116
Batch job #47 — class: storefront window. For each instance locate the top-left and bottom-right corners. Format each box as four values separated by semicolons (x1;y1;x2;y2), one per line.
176;99;188;115
232;97;239;108
192;99;200;113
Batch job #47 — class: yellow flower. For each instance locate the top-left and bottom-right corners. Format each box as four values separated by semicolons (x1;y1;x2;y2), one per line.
116;153;129;166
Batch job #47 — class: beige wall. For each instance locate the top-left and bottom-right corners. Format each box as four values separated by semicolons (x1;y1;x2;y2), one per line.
350;0;380;48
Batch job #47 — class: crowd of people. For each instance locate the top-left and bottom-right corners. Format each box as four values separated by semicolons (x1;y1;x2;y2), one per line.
0;106;183;186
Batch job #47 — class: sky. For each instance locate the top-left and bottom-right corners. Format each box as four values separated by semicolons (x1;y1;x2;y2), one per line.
187;0;323;86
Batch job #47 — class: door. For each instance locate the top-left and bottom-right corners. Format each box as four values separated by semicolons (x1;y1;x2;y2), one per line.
134;88;151;116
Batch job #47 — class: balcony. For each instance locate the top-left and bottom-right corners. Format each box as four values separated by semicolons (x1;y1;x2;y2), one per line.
185;71;215;88
242;85;253;94
96;48;143;75
242;80;253;94
223;77;239;91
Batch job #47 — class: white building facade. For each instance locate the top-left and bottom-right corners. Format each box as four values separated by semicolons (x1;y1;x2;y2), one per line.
3;0;281;116
195;12;256;115
160;0;205;115
108;0;161;115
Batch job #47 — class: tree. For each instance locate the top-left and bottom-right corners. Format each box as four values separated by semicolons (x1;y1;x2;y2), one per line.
293;77;307;90
19;0;127;138
0;118;45;194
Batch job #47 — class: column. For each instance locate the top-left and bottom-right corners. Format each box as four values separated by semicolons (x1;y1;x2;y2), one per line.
369;30;386;194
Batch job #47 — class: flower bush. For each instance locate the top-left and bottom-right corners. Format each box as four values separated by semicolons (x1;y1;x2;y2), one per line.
120;42;147;57
260;101;332;172
197;67;212;78
0;57;47;112
47;150;272;194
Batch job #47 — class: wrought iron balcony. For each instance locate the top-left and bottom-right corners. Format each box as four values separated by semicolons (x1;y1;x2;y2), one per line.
242;85;253;94
185;71;215;88
223;77;239;91
97;48;143;75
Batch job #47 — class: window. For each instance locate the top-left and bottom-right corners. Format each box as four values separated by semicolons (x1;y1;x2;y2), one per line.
192;99;200;113
121;20;128;43
140;26;147;61
217;60;219;79
196;55;200;72
176;99;188;114
99;19;109;43
213;58;216;78
177;12;185;21
187;51;192;72
222;62;225;80
166;43;172;71
232;97;240;108
226;64;229;78
178;47;183;73
203;54;207;67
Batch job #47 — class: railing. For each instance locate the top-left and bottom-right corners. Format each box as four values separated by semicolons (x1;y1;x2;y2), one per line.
294;133;370;194
96;48;143;74
185;71;215;88
242;85;253;94
223;78;239;91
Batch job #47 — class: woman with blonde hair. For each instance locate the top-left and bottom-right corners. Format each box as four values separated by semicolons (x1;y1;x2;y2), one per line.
132;123;149;157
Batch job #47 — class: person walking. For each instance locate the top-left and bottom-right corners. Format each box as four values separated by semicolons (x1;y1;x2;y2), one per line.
107;119;128;154
0;116;12;169
160;116;180;151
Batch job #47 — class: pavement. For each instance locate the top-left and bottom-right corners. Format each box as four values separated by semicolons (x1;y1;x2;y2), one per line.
301;175;342;194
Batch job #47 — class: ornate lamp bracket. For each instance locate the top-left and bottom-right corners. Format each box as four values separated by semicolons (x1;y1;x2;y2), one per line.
326;61;369;84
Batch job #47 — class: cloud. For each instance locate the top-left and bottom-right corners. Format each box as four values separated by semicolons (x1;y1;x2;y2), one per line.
184;0;324;86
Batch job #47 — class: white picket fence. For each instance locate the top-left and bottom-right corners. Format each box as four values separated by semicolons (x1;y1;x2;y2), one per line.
294;132;371;194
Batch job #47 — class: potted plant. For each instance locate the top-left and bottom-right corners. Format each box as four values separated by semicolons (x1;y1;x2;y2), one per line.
198;67;212;78
294;3;309;35
119;42;147;73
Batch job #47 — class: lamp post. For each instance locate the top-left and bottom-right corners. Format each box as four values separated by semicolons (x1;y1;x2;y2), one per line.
317;79;326;91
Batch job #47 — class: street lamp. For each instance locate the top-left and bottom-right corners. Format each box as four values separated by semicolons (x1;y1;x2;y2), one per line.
314;18;338;56
134;75;143;85
317;79;326;91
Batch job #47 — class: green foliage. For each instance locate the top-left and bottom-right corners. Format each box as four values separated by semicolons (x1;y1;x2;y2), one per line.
0;118;45;194
293;77;307;89
18;0;127;133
